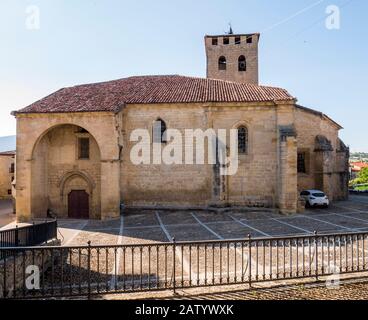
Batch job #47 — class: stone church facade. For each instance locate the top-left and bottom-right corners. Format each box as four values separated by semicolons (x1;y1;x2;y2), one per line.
12;32;349;222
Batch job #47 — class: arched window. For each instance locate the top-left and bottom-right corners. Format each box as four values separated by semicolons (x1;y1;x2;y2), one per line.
238;126;248;154
218;56;227;70
153;119;167;143
238;55;246;72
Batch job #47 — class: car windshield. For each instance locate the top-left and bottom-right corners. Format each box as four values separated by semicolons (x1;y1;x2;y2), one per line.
312;193;325;198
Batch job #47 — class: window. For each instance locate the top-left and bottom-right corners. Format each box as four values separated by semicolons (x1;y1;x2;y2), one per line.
9;163;14;174
7;189;11;195
235;36;241;45
246;36;253;44
238;126;248;154
300;191;310;196
78;138;90;159
212;38;218;46
238;55;246;72
153;119;167;143
218;56;227;70
223;37;229;45
297;152;306;173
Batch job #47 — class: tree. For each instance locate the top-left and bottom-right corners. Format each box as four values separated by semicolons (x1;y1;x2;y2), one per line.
354;167;368;185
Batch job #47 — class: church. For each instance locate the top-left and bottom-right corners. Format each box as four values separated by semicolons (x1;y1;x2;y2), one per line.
12;31;349;222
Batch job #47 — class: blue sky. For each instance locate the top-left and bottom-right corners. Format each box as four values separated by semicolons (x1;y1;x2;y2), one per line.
0;0;367;151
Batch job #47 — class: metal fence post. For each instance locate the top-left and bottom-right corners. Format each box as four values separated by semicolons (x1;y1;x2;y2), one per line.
314;231;319;281
87;241;91;300
248;234;252;288
172;237;176;295
32;221;35;245
15;225;18;247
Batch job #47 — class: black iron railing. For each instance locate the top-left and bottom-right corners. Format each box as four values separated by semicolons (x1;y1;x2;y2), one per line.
1;230;368;299
0;220;57;249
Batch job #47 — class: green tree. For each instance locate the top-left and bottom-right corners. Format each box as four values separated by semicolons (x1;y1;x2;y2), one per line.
354;167;368;185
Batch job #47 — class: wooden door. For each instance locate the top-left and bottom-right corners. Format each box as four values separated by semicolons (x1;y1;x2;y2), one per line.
68;190;89;219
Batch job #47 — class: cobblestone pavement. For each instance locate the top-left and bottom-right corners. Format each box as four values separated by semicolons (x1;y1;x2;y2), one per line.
55;195;368;247
172;280;368;300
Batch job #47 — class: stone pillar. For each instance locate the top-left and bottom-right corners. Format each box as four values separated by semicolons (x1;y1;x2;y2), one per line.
100;160;121;220
277;126;298;214
15;148;32;222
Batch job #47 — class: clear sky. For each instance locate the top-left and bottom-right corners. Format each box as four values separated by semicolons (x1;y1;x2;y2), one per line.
0;0;367;151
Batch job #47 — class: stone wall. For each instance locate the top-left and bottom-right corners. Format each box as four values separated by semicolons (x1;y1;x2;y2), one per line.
15;112;122;222
294;107;349;200
0;155;15;200
121;102;280;208
14;102;348;221
205;34;259;84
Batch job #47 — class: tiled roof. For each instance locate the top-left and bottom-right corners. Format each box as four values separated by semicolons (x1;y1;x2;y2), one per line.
0;150;15;156
14;75;295;114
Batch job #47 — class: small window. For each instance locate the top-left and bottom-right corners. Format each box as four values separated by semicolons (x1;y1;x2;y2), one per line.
238;55;246;72
238;126;248;154
218;56;227;70
212;38;218;46
297;152;306;173
9;163;15;174
246;36;253;44
223;37;229;45
235;36;241;44
7;189;11;195
153;119;167;143
78;138;90;159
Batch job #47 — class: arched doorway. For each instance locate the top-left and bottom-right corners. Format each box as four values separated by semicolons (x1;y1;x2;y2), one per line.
31;124;101;219
68;190;89;219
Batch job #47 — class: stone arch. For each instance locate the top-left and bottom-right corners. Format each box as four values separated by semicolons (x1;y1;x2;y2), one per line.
30;123;101;219
58;170;96;198
31;123;102;160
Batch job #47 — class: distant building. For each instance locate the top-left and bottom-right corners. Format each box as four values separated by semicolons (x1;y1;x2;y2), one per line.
0;151;15;200
350;161;368;180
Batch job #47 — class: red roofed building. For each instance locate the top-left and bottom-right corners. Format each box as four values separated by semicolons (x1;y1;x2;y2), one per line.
11;32;349;222
350;162;368;179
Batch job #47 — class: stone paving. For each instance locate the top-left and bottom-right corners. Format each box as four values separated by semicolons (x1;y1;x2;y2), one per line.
175;280;368;300
57;195;368;247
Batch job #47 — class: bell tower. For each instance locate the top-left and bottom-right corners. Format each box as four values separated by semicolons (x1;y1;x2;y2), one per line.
205;31;260;85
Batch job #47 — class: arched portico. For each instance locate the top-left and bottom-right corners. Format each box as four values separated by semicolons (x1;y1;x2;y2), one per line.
15;113;122;222
30;124;101;219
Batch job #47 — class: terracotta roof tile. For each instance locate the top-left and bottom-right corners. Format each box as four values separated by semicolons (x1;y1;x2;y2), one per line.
14;75;294;114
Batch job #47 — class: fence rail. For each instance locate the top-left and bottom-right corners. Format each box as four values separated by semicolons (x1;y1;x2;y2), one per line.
1;230;368;299
0;221;57;249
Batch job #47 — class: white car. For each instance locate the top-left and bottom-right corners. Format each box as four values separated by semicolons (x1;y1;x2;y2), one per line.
300;190;330;208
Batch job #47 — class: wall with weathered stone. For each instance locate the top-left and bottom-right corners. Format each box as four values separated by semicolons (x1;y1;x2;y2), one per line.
0;155;14;200
121;102;280;208
31;124;101;219
294;107;348;200
15;112;122;222
205;34;259;84
14;102;348;221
